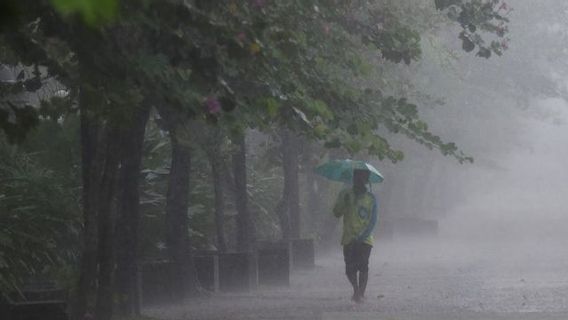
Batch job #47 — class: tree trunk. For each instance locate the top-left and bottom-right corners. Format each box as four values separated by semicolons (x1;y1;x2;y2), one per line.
165;134;197;298
275;198;290;240
304;150;319;237
95;126;122;320
73;90;100;320
210;151;227;252
280;129;301;239
115;105;150;316
232;133;254;251
155;102;197;299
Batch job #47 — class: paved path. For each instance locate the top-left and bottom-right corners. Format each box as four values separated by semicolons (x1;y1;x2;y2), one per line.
145;239;568;320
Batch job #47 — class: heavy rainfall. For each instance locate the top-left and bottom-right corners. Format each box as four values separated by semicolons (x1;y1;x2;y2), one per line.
1;1;568;320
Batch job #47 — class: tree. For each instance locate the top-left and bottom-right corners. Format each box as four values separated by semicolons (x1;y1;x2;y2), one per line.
115;104;150;316
157;103;198;299
191;120;229;252
231;131;255;251
276;128;301;239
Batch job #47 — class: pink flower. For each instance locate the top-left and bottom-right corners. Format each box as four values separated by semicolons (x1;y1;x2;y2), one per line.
499;2;508;11
496;25;507;37
206;97;222;114
323;24;331;34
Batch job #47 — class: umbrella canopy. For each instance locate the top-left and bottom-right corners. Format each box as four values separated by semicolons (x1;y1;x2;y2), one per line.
314;159;384;184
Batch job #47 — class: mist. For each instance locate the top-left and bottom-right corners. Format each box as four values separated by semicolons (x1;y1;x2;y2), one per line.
4;1;568;320
376;0;568;245
347;0;568;316
134;1;568;318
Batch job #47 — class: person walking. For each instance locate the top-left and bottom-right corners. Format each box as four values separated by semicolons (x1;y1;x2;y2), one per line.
333;168;378;303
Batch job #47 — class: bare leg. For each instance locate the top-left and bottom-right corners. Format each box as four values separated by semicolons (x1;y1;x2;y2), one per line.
346;270;359;301
357;271;368;302
344;244;360;301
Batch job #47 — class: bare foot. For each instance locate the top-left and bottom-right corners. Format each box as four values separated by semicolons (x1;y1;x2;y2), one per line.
351;293;360;303
352;293;365;303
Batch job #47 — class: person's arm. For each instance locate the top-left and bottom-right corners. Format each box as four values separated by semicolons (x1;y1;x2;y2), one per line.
333;190;348;218
357;193;378;241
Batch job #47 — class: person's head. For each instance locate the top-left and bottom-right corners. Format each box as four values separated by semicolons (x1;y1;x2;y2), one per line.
353;169;370;188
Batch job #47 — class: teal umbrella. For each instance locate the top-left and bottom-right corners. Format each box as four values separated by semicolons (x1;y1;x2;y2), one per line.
314;159;384;184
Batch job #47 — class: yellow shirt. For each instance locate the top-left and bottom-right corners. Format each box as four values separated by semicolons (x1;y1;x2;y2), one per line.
333;188;378;246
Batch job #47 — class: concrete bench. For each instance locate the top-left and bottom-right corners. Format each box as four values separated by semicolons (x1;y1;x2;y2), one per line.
140;260;176;306
289;238;315;269
0;281;68;320
194;252;219;292
218;252;258;291
256;241;291;286
142;252;259;297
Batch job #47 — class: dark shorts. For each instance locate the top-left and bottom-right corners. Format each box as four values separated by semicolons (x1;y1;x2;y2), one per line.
343;242;372;274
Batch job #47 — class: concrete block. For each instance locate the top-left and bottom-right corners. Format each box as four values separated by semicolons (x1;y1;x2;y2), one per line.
140;260;175;306
256;241;291;286
194;254;219;292
290;238;315;269
218;252;258;291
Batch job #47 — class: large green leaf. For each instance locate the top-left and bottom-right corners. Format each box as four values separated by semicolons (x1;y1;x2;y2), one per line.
50;0;118;25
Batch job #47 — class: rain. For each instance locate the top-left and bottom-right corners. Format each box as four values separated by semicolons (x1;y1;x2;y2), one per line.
2;1;568;320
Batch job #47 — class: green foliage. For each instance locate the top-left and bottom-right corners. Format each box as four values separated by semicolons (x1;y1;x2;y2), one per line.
247;152;284;240
198;0;496;162
50;0;118;25
436;0;510;58
0;0;509;256
22;115;81;185
1;0;511;162
375;24;422;65
0;133;79;293
188;147;217;249
139;118;170;258
0;103;39;144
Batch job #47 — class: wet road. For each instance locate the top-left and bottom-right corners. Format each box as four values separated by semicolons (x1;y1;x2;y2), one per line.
145;239;568;320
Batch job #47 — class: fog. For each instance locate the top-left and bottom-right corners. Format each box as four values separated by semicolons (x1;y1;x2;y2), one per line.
377;0;568;247
144;3;568;319
283;1;568;317
139;2;568;319
8;1;568;319
440;98;568;241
